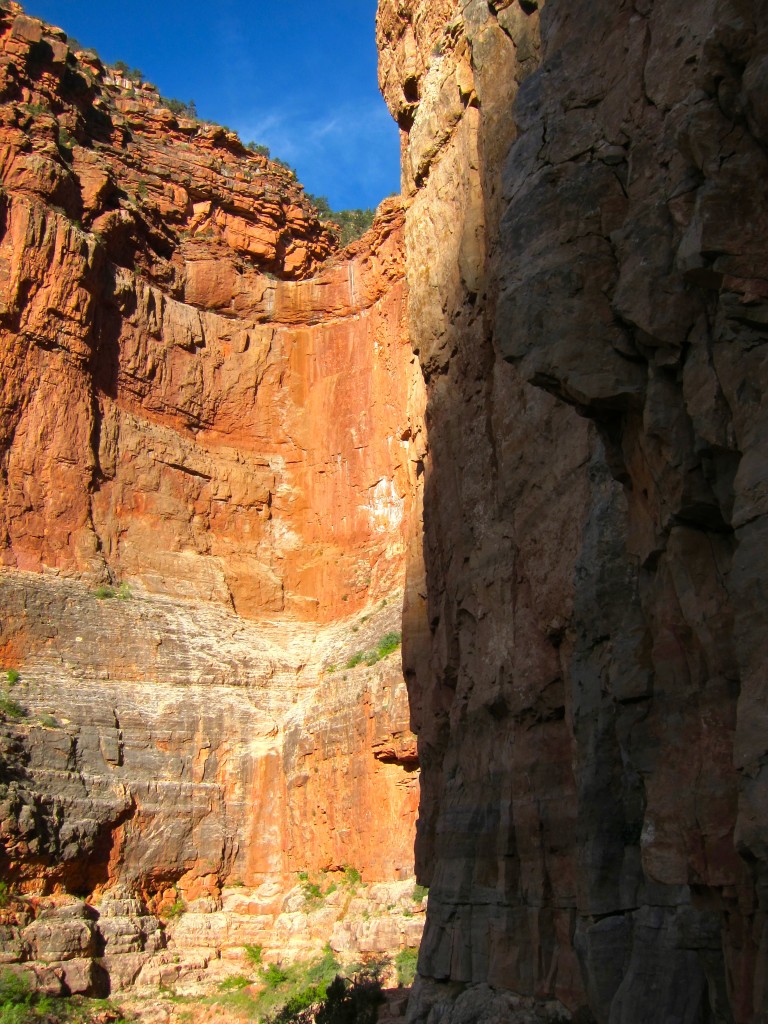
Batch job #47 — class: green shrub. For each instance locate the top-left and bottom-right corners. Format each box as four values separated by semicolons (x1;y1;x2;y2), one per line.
298;873;338;909
110;60;143;82
165;898;186;920
304;945;338;987
345;633;401;670
304;197;376;246
330;208;375;247
218;975;252;992
261;963;289;989
377;632;402;657
395;947;419;987
0;882;10;908
244;943;263;966
162;97;198;119
272;158;297;179
208;949;343;1022
412;883;428;902
38;714;58;729
0;695;24;720
0;967;128;1022
316;970;383;1024
246;141;270;157
0;967;32;1007
5;670;19;686
94;581;130;600
342;866;361;888
306;194;332;220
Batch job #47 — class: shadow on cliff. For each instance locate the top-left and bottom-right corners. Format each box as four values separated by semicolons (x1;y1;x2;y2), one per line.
395;1;765;1020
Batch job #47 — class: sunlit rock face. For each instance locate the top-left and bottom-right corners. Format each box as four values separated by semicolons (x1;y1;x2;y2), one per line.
379;0;768;1021
0;1;427;993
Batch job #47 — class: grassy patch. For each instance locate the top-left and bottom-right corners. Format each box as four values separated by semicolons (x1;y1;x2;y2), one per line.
244;943;263;966
395;947;419;987
342;866;362;888
205;947;341;1020
266;965;384;1024
297;871;337;909
5;670;19;686
94;581;131;600
217;975;252;993
344;632;402;670
0;968;126;1023
165;898;186;920
412;883;429;903
0;694;25;720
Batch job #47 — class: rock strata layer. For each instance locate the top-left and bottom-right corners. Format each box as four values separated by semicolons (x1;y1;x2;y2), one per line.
378;0;768;1021
0;0;424;995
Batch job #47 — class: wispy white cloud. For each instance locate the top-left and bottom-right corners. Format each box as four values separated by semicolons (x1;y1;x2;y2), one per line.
234;98;400;210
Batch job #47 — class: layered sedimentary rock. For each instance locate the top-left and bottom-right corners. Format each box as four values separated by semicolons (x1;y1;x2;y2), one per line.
0;1;424;993
378;0;768;1021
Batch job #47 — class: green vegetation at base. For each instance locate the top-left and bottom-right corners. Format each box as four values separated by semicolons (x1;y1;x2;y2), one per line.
297;871;337;909
344;632;402;670
295;866;362;908
395;947;419;987
342;865;361;887
266;967;384;1024
0;695;24;720
165;897;186;920
395;949;419;987
412;883;429;902
244;943;264;966
93;581;131;600
217;975;252;992
0;969;125;1024
203;946;344;1021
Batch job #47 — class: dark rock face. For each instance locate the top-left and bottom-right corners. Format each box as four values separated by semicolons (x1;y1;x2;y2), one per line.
378;0;768;1020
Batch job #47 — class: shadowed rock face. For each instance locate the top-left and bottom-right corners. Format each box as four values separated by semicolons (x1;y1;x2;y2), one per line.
0;0;426;993
378;0;768;1021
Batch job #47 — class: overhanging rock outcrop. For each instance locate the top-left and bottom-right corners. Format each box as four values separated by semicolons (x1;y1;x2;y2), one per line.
378;0;768;1021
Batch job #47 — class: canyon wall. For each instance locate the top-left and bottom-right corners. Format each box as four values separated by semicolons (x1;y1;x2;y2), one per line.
378;0;768;1021
0;1;425;995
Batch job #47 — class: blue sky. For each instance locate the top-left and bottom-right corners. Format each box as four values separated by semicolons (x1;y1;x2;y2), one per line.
21;1;401;211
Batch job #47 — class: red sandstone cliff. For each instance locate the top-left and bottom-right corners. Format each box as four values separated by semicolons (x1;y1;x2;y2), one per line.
0;0;425;997
379;0;768;1021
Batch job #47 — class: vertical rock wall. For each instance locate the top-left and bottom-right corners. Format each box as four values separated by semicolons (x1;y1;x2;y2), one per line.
378;0;768;1021
0;2;426;992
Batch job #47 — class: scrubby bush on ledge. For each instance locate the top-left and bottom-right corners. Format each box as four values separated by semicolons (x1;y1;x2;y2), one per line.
344;632;402;670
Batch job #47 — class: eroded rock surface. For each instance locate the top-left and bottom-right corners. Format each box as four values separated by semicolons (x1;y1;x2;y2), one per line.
379;0;768;1021
0;0;424;995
